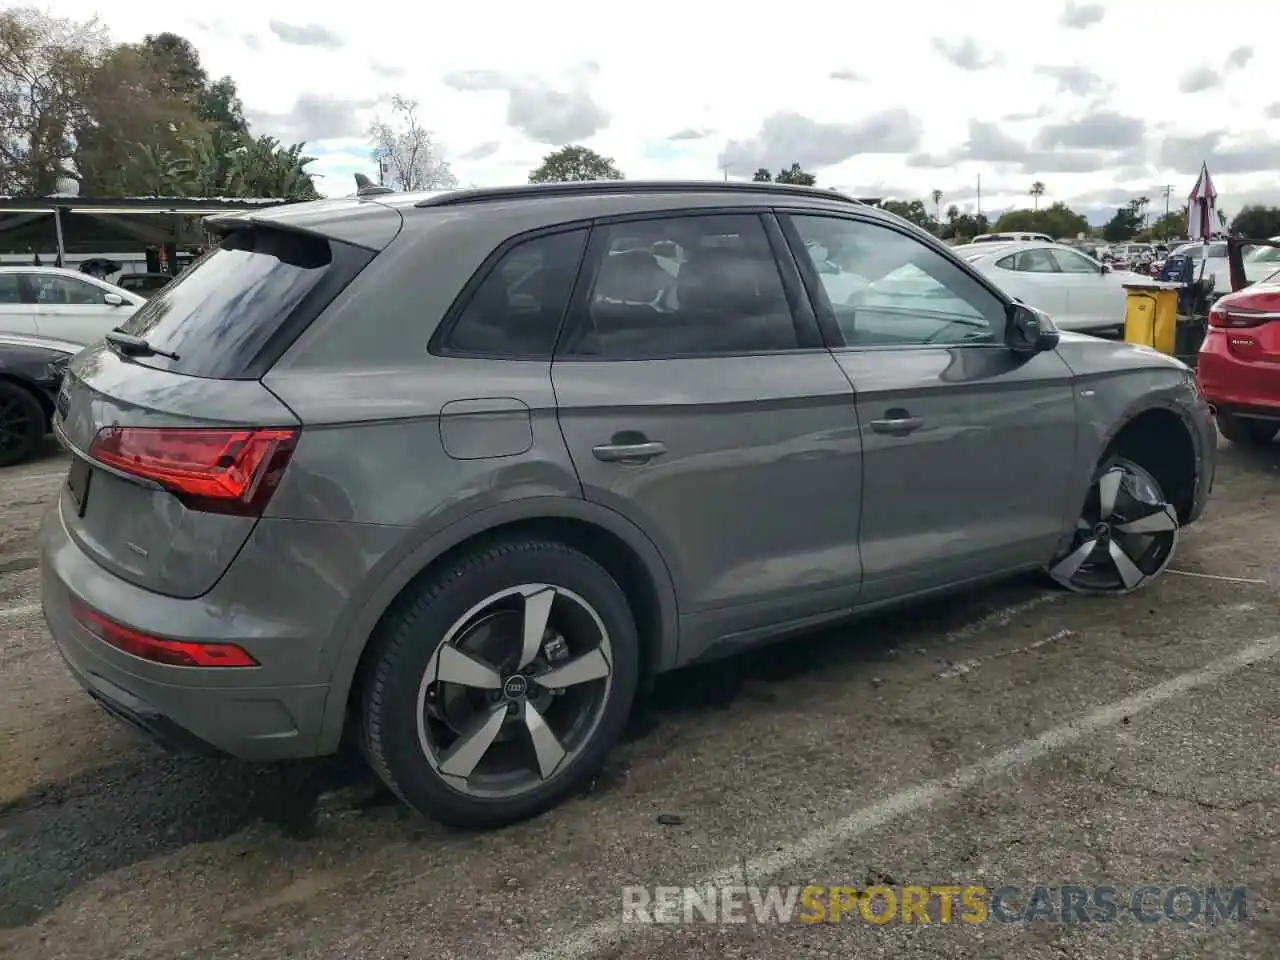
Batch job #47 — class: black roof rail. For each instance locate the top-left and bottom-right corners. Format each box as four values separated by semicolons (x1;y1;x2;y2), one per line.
412;180;864;209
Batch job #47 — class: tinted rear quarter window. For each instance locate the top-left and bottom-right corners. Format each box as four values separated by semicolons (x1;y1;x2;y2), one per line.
115;228;367;379
439;229;587;358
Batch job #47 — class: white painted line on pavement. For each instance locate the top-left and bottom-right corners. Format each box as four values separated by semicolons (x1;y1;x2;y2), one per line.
516;633;1280;960
0;602;40;621
937;628;1074;679
1168;569;1268;585
14;471;67;483
941;591;1061;645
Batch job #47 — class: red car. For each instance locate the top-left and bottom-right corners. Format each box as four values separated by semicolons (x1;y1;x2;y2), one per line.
1197;270;1280;446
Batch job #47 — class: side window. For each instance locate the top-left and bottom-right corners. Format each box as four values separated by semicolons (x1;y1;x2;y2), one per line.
788;214;1005;348
0;274;22;304
1050;249;1100;274
562;213;799;358
1011;249;1059;273
443;229;587;358
1208;243;1228;259
29;275;108;305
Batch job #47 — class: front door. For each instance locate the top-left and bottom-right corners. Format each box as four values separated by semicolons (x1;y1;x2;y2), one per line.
27;273;125;344
1048;246;1120;329
780;212;1078;603
552;211;864;647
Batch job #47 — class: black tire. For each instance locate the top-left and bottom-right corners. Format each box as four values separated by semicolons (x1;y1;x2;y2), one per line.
358;538;639;829
0;381;45;468
1216;412;1277;447
1045;455;1179;595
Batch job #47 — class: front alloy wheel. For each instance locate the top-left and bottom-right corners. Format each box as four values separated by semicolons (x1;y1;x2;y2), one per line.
1048;458;1179;594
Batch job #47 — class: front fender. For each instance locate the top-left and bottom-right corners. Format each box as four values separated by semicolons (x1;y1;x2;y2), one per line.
314;496;681;752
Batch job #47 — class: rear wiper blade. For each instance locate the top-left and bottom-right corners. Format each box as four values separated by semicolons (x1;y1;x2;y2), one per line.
105;329;180;361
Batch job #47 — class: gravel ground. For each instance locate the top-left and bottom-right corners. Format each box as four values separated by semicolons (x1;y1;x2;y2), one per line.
1;434;1277;960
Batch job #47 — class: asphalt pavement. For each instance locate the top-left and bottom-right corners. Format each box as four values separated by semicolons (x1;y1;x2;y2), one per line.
1;434;1277;960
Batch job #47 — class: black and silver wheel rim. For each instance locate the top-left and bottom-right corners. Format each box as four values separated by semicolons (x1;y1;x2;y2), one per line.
415;584;614;799
1049;461;1179;594
0;395;34;453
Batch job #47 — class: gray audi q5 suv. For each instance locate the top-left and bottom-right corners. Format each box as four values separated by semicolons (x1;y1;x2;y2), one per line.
41;181;1216;828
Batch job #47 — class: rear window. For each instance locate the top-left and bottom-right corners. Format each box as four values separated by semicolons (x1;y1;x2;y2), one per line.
114;228;366;379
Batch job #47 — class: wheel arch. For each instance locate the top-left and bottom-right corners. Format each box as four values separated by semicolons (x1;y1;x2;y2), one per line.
318;497;680;753
1099;403;1200;522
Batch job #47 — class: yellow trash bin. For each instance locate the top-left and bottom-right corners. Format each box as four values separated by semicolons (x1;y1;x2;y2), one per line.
1122;281;1181;355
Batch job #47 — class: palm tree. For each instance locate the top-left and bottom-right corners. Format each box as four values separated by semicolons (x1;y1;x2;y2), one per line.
1137;195;1151;230
1030;181;1046;210
930;189;943;222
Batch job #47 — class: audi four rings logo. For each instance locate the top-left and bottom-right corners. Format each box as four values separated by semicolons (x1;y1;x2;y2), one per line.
503;676;529;699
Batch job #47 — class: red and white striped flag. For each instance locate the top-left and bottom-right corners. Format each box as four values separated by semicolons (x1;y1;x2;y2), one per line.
1186;163;1218;241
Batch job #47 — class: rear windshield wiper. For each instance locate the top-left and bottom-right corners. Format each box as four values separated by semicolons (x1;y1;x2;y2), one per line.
105;329;181;361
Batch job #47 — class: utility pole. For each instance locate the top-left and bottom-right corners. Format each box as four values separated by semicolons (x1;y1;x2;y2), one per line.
1161;184;1172;218
719;162;731;182
976;174;981;218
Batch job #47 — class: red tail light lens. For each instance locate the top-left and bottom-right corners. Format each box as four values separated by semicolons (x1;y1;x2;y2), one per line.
88;426;298;515
70;597;257;667
1209;290;1280;329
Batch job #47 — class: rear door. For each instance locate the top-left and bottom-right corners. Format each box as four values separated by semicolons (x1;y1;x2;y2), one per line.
552;211;864;642
28;274;134;344
0;273;38;335
780;211;1077;602
53;221;385;599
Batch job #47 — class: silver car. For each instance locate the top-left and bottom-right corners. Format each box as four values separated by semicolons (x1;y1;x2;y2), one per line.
40;181;1217;828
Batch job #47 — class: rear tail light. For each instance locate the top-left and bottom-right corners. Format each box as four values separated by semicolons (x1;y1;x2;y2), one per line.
1208;290;1280;329
88;426;298;516
70;597;257;667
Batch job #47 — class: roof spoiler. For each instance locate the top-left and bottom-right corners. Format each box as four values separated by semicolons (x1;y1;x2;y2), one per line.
354;173;396;198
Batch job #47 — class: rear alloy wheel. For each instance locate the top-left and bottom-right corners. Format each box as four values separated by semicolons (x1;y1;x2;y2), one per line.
0;382;45;468
1048;458;1179;595
359;539;638;828
1216;412;1277;447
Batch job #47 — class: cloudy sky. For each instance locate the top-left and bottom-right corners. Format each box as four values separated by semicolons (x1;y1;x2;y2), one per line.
48;0;1280;222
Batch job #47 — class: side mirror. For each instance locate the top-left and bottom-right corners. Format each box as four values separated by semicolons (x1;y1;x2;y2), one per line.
1006;303;1060;355
103;292;124;306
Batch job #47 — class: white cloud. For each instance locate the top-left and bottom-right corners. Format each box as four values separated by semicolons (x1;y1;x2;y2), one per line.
41;0;1280;213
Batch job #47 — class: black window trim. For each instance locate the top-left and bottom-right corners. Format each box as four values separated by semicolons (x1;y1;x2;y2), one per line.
773;207;1015;353
0;273;37;305
554;207;827;362
429;219;593;361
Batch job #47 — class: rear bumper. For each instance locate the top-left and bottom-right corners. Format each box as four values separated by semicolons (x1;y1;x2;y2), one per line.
1197;336;1280;417
39;498;333;761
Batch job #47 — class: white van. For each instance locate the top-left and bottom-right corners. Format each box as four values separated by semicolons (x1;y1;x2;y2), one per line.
972;232;1055;244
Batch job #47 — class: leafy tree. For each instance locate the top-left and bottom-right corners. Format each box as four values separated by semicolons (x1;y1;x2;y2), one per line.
1029;181;1046;211
1223;206;1280;238
751;163;815;185
947;212;989;241
775;163;816;186
528;145;623;183
879;199;932;228
0;7;107;194
1143;207;1187;240
369;95;458;192
930;189;943;221
993;202;1089;239
1102;200;1144;242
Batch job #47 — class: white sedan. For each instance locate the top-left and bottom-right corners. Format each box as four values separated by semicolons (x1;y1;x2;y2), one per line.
949;241;1143;333
0;266;145;345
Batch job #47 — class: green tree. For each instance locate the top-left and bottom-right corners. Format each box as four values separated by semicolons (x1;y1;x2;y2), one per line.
930;189;943;221
1029;181;1046;211
752;167;772;182
1143;207;1187;240
1229;205;1280;238
775;163;816;185
528;145;623;183
1102;200;1144;242
879;199;932;228
993;202;1089;239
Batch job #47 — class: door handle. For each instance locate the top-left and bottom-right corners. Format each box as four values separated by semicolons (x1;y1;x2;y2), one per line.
870;416;923;436
592;441;667;463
